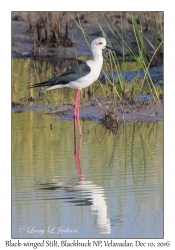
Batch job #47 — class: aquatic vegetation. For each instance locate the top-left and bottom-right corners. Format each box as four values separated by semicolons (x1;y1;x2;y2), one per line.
74;12;163;100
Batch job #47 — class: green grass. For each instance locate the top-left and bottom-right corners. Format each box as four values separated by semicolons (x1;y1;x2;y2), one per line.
73;11;163;101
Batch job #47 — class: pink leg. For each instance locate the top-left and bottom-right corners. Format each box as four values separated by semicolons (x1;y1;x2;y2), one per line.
77;90;82;136
74;91;78;137
74;90;82;136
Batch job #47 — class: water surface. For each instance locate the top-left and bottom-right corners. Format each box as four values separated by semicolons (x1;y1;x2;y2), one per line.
12;111;163;238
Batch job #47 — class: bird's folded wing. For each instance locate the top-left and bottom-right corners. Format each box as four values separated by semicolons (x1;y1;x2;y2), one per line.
29;62;91;88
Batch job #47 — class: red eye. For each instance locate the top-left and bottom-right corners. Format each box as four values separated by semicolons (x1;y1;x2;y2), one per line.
99;42;102;44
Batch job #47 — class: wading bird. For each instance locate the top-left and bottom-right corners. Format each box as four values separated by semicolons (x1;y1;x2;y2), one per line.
29;37;116;136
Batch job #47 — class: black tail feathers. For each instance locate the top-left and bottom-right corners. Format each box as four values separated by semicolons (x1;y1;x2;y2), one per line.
28;81;49;89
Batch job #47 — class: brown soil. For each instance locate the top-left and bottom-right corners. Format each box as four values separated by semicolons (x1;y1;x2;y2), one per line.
12;11;163;59
12;98;163;128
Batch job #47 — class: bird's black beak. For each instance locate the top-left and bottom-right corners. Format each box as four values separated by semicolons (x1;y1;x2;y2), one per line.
105;46;117;52
105;46;123;56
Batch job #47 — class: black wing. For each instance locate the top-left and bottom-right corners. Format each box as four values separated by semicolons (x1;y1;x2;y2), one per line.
29;62;91;88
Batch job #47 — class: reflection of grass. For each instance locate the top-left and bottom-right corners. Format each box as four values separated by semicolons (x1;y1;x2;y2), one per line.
12;108;163;187
74;12;163;100
12;59;77;106
129;122;162;184
97;120;162;185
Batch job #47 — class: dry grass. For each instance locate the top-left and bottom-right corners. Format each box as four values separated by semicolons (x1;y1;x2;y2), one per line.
27;12;74;56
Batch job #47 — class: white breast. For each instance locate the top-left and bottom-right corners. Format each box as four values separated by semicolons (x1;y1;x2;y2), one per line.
67;59;103;90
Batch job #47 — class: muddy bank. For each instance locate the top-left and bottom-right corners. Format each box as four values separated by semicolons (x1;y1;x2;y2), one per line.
49;101;163;123
12;98;163;124
12;11;163;59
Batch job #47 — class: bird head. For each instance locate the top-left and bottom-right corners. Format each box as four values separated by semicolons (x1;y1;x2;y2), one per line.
91;37;119;54
91;37;107;50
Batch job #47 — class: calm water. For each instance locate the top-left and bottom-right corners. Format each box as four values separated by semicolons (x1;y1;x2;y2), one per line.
13;58;162;108
12;111;163;238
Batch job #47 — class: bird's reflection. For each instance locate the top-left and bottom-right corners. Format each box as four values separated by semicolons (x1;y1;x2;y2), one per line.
73;134;111;234
74;134;83;181
39;135;111;235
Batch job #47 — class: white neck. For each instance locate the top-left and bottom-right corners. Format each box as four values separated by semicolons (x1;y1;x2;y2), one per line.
91;47;103;62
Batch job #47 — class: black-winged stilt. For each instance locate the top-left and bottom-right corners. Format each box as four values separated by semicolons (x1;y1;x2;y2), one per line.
29;37;116;136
